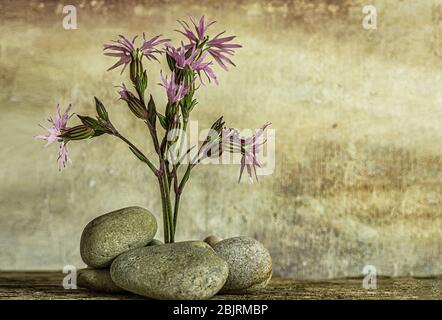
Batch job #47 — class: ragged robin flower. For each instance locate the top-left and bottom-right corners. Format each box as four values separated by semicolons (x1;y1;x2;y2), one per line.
166;44;218;84
159;70;188;104
35;104;72;170
36;104;96;170
104;34;169;73
176;15;242;71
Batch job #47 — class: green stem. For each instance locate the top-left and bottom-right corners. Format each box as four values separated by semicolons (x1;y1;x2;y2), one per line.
129;65;175;243
114;132;158;175
113;129;172;243
169;118;188;239
144;111;174;243
162;167;174;242
173;192;181;236
177;118;188;167
157;176;169;243
172;163;194;236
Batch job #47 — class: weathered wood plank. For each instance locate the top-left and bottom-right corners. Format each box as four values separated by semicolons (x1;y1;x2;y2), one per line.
0;272;441;300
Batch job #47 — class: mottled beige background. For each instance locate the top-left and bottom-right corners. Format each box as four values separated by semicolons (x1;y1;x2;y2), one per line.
1;0;441;279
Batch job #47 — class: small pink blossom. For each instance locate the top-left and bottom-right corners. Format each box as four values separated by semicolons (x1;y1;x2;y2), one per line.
36;104;71;147
191;51;218;85
36;104;73;170
207;32;242;71
140;33;170;61
57;142;70;170
166;45;218;84
103;35;136;73
159;71;188;104
176;16;241;71
104;34;169;73
165;44;198;69
116;83;131;100
176;15;215;44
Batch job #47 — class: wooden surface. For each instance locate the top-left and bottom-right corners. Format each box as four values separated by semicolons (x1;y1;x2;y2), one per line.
0;272;441;300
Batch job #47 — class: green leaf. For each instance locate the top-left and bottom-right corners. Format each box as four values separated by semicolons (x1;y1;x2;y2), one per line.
188;99;198;113
129;146;148;163
147;94;156;113
140;70;148;93
94;97;109;121
147;94;156;126
180;102;189;120
157;113;168;130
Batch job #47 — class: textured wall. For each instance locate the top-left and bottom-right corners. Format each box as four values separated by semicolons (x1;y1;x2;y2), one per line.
1;0;442;279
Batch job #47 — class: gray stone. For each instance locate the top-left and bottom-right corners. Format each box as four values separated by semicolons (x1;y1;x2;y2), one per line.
77;268;125;293
80;206;157;268
110;241;229;300
203;235;223;247
146;239;163;246
213;237;272;293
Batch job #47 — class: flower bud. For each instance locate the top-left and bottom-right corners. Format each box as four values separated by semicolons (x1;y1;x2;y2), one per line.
126;96;148;119
166;115;181;145
118;84;148;119
165;102;179;123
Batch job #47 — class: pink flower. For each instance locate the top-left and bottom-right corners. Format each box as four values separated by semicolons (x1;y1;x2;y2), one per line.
176;15;215;44
36;104;73;170
116;83;131;100
104;34;169;73
165;44;198;69
207;32;242;71
36;104;71;147
140;33;170;61
176;16;241;71
103;35;136;73
166;44;218;84
191;51;218;85
159;71;188;104
222;122;271;182
57;142;70;170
